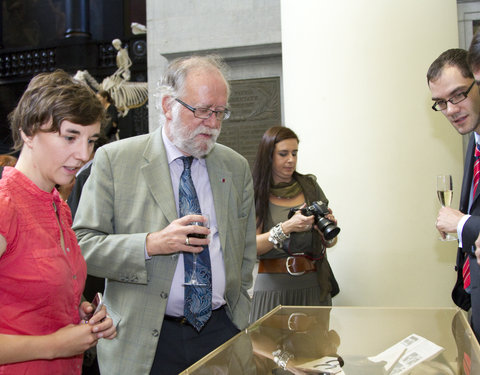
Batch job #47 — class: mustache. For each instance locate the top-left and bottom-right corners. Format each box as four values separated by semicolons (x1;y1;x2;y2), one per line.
192;126;220;138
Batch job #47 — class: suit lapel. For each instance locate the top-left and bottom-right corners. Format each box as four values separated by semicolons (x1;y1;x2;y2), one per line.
461;134;475;213
206;151;232;251
141;130;178;223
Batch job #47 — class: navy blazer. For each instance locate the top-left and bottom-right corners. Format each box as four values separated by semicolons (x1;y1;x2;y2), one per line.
453;134;480;310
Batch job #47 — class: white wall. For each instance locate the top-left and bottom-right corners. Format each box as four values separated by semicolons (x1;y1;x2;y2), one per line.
147;0;280;54
146;0;282;131
281;0;464;307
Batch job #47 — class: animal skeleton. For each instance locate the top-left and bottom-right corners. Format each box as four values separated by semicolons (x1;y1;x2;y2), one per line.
74;38;148;116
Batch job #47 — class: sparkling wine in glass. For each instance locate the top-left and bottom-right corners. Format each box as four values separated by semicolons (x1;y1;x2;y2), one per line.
436;175;457;241
184;213;209;286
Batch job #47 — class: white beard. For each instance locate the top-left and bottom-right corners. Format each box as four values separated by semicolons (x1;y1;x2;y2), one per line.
168;105;220;158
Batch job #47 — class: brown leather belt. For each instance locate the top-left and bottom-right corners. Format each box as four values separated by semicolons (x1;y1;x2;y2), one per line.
258;256;316;276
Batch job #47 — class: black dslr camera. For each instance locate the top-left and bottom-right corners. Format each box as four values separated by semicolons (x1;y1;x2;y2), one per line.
288;201;340;241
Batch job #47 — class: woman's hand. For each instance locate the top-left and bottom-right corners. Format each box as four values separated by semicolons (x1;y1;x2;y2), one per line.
80;302;117;340
324;207;337;226
0;304;116;365
0;323;97;365
48;324;98;358
282;204;315;235
79;300;93;322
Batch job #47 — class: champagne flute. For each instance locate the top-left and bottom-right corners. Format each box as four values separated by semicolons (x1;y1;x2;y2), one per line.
436;175;457;241
184;213;209;286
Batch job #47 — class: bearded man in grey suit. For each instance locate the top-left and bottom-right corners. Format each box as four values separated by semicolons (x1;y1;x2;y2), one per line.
73;55;256;375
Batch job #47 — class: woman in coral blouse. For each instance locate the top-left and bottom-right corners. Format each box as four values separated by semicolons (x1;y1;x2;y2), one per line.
0;70;116;374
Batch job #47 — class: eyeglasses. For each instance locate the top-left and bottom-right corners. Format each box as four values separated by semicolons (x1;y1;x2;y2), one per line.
175;98;231;121
432;81;476;111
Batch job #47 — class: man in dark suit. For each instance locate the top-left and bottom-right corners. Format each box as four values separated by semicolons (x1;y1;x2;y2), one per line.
427;48;480;342
73;55;256;374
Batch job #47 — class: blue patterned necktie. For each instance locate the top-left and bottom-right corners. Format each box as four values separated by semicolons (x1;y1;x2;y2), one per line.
178;156;212;331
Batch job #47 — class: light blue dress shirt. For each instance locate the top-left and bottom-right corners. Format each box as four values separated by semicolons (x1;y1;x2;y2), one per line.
161;127;226;317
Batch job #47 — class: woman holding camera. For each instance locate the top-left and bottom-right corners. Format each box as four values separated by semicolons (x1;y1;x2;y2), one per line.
0;70;116;374
250;126;339;323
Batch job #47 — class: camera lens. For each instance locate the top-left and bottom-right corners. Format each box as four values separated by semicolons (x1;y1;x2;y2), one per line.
316;217;340;241
323;224;340;241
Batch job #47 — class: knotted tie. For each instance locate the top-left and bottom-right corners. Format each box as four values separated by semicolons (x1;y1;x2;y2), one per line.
464;145;480;291
473;144;480;197
178;156;212;331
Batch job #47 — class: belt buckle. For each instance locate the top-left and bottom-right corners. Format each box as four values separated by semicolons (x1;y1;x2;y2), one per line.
286;256;305;276
287;312;308;331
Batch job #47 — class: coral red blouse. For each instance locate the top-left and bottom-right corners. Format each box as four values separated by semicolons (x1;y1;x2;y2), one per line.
0;167;86;374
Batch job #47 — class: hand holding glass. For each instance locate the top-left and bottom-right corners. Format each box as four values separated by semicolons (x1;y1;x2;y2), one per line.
436;175;457;241
184;214;209;286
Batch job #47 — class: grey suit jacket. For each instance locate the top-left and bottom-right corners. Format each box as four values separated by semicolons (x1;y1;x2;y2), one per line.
73;128;257;375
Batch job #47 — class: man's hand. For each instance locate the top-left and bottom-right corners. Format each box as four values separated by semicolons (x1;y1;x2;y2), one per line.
145;215;210;256
475;233;480;266
436;206;464;239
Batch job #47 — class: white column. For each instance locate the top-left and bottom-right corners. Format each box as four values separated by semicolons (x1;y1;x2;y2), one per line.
146;0;168;132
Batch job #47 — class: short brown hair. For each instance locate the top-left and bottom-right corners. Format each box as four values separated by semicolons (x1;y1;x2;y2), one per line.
97;90;115;105
427;48;473;84
0;154;17;167
9;70;105;151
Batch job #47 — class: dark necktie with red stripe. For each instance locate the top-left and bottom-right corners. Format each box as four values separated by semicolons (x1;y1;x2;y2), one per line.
473;144;480;197
464;144;480;291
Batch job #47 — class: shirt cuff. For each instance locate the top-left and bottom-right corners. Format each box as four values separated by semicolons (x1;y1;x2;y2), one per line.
457;214;470;248
145;241;152;260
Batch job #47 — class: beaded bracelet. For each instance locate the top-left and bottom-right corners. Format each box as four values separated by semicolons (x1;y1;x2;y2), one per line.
268;222;290;246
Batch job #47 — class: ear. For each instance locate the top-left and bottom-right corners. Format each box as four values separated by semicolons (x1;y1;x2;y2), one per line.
20;130;34;148
162;96;174;121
